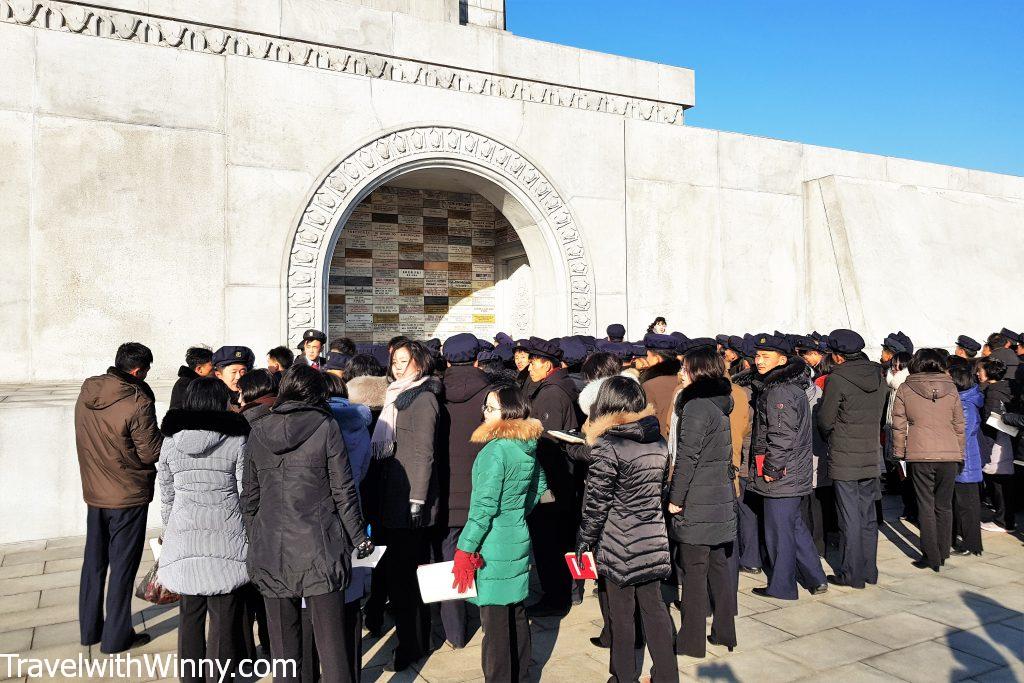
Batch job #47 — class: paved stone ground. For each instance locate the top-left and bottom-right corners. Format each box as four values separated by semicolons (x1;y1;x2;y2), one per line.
0;496;1021;682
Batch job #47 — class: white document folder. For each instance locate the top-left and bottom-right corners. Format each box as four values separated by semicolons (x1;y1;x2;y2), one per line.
352;545;387;568
987;413;1020;438
417;561;477;603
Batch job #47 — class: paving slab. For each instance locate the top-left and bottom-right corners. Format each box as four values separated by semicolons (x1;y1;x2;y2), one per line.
0;627;33;654
839;611;957;648
0;570;82;597
908;594;1020;630
0;546;84;567
750;601;862;637
771;628;890;671
973;662;1024;683
680;648;813;682
704;615;792;656
30;619;80;649
794;661;901;683
0;603;77;633
943;622;1024;668
821;585;926;618
863;639;1003;682
941;562;1024;589
885;574;977;601
0;592;39;615
0;564;44;581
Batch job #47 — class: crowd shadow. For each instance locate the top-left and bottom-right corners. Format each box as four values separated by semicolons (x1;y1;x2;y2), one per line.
879;517;922;560
691;661;740;681
946;590;1023;682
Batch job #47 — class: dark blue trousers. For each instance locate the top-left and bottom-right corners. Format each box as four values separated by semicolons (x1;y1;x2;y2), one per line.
737;479;762;569
79;504;148;652
763;496;826;600
833;478;879;588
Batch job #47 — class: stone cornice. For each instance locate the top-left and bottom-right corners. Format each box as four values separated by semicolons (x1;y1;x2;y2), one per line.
0;0;687;125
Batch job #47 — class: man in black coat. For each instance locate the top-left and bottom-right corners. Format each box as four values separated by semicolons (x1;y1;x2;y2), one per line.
748;334;828;600
168;346;213;411
523;337;581;616
816;329;887;589
438;334;492;648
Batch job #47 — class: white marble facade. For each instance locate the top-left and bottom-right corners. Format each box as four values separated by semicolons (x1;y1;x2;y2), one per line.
0;0;1022;541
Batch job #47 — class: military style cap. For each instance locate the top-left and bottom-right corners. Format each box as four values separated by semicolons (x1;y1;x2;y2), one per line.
302;329;327;344
999;328;1021;344
882;331;913;355
753;333;792;355
525;336;563;363
212;345;255;369
827;329;866;354
442;333;480;364
680;337;718;353
606;324;626;341
644;333;680;352
323;354;350;371
558;337;590;366
956;335;982;353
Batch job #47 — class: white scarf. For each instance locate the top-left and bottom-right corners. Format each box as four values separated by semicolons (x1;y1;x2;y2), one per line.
370;375;429;459
667;384;685;466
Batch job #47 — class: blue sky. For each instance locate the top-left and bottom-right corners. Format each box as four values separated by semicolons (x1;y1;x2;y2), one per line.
506;1;1024;177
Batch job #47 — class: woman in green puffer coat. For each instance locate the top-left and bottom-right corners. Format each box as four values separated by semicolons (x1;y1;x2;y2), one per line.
452;385;548;683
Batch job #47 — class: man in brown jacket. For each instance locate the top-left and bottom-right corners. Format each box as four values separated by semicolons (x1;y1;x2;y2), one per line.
75;342;162;653
639;333;683;438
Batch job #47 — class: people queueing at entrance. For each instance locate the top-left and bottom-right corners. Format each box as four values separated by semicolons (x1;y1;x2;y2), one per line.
75;320;1022;682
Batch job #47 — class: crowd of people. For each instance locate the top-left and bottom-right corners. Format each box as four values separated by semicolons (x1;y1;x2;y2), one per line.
73;321;1024;682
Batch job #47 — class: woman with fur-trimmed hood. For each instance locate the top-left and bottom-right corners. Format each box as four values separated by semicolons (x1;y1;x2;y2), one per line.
576;376;677;683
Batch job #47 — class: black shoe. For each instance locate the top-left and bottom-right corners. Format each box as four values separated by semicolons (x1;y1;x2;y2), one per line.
911;559;939;572
751;587;774;598
384;655;412;673
589;636;610;649
101;632;150;654
808;583;829;595
827;575;864;589
739;565;763;575
951;548;972;557
707;635;735;652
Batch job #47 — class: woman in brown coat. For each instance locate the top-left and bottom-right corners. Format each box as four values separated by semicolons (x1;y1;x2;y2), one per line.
891;349;965;572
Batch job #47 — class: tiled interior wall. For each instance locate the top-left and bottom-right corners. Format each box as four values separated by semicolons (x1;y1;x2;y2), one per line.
328;186;522;343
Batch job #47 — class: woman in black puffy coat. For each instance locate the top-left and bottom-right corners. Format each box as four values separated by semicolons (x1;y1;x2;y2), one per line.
577;377;677;683
667;346;738;658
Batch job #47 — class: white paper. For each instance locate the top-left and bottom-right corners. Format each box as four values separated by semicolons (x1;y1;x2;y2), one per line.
987;413;1020;438
352;545;387;568
417;561;477;603
898;460;907;477
149;538;162;562
547;429;585;444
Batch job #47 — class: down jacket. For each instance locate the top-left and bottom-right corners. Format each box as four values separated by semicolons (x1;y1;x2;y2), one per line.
327;396;373;603
956;386;985;484
578;407;672;587
747;360;815;499
442;365;493;527
890;373;965;462
667;378;737;546
457;418;548;606
157;409;250;596
241;401;367;598
816;357;887;481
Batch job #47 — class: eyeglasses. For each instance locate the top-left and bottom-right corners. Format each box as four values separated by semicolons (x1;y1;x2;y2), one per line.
482;405;501;414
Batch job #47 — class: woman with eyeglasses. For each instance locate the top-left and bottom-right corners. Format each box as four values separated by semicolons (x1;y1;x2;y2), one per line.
452;385;548;683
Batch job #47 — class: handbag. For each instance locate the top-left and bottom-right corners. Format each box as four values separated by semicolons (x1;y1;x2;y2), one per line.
134;562;180;605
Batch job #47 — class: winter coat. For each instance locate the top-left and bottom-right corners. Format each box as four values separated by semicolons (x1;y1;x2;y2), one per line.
378;378;444;529
442;365;493;528
747;360;815;498
640;359;681;439
817;358;887;481
240;395;276;427
75;367;163;509
157;409;250;596
527;368;581;504
728;381;751;495
457;419;547;606
579;408;672;586
890;373;965;463
667;379;737;546
731;369;756;479
241;401;367;598
988;347;1021;398
169;366;199;412
979;380;1015;476
807;381;831;488
981;381;1013;425
327;396;373;603
956;386;985;484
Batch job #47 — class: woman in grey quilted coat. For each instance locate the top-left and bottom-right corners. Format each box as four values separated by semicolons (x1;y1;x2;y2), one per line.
157;377;250;681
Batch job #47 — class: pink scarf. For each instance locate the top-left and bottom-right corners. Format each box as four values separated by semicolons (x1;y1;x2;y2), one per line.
370;375;429;459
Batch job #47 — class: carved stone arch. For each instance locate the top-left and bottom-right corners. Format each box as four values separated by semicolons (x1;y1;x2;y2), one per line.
284;126;596;348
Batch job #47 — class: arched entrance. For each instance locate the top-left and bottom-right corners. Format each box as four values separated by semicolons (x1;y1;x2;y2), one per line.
284;126;596;349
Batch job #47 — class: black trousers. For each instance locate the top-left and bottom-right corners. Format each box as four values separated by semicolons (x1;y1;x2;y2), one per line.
240;582;269;659
953;481;984;554
606;579;677;683
677;543;735;659
736;480;762;569
801;486;837;557
438;526;472;647
986;473;1017;531
178;592;242;683
833;478;879;588
595;575;644;647
299;598;363;683
480;603;531;683
763;496;826;599
526;500;573;608
79;504;148;653
376;527;431;663
265;591;350;683
911;462;957;569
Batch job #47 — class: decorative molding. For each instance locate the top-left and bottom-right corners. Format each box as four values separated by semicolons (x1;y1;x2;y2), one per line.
286;126;596;347
0;0;687;125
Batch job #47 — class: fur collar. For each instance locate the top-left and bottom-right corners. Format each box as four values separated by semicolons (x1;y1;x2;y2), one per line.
161;409;251;437
674;377;733;415
582;404;656;445
470;418;544;443
639;358;680;384
177;365;198;380
730;367;756;388
346;375;388;409
395;376;444;411
758;358;810;391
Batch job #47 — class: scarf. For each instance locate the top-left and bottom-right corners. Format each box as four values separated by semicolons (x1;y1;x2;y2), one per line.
885;368;909;426
667;384;685;467
370;375;429;459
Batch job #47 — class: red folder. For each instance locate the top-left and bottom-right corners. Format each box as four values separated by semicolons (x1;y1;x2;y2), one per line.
755;454;766;477
564;552;598;580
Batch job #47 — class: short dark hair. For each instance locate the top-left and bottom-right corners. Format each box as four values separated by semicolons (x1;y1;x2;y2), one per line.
238;369;277;404
979;357;1007;381
183;376;231;412
324;372;348;398
329;337;357;355
908;348;949;375
890;351;913;373
581;352;622;382
947;359;976;392
275;364;329;407
345;353;386;380
682;346;726;384
267;346;294;370
987;332;1010;349
184;346;213;370
475;356;508;377
390;340;433;380
114;342;153;373
590;376;647;420
489;385;531;421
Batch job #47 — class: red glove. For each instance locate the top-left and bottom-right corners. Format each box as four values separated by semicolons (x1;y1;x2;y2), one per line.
452;549;484;594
